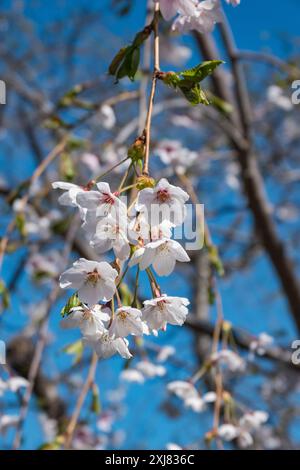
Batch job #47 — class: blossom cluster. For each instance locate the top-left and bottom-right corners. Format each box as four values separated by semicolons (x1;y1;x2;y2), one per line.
53;177;191;360
156;0;240;34
167;379;269;448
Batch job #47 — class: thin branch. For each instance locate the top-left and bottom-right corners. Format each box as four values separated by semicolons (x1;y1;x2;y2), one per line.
142;1;160;176
64;352;98;449
194;21;300;332
12;215;80;449
236;50;300;77
186;317;298;371
0;135;69;273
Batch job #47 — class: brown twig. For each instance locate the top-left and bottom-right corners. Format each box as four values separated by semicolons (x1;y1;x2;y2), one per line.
0;135;69;273
64;352;98;449
12;214;80;449
142;1;160;176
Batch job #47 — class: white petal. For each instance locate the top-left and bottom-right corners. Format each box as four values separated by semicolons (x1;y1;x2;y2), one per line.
153;252;176;276
59;268;84;289
78;284;101;306
169;240;190;262
76;191;101;209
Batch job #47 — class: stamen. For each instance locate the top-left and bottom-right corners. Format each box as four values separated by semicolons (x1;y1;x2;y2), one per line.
156;189;171;203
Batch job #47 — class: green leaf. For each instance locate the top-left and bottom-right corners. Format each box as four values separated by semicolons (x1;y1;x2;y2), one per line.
109;24;152;82
109;46;131;76
0;279;10;311
60;152;75;182
208;245;225;277
58;83;86;107
43;115;69;130
161;71;181;89
61;293;82;317
179;83;210;106
161;61;224;106
129;47;140;81
33;270;56;282
119;282;132;306
208;92;233;115
116;47;136;81
66;136;87;152
63;339;83;364
15;213;27;238
180;60;224;82
39;435;65;450
51;216;71;235
208;286;216;305
90;383;101;414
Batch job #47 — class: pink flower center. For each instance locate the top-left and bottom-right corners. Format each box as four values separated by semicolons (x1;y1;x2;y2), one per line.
101;192;115;205
86;269;100;285
82;309;93;321
164;146;175;153
157;299;167;311
118;310;128;321
156;189;171;203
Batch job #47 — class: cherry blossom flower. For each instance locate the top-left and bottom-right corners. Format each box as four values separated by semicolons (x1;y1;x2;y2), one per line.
172;0;222;35
167;380;216;413
267;85;293;111
97;412;115;433
52;181;85;207
184;391;216;413
160;40;191;66
156;140;197;174
0;377;28;396
91;215;131;260
99;104;116;130
129;239;190;276
128;215;173;246
218;410;268;448
211;349;245;372
0;415;19;435
166;443;183;450
142;295;190;332
76;182;127;220
218;423;253;448
6;377;29;393
135;360;166;378
13;200;57;240
84;331;132;359
156;345;176;362
155;0;198;21
249;333;274;357
120;369;145;384
121;362;166;382
226;0;240;5
218;423;239;441
39;414;58;442
72;424;108;450
60;304;110;336
60;258;118;305
109;306;148;338
0;379;6;397
135;178;189;226
167;380;198;400
239;411;269;431
27;251;64;281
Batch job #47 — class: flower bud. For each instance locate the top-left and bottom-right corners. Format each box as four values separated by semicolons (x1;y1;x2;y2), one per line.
136;175;156;190
128;137;145;163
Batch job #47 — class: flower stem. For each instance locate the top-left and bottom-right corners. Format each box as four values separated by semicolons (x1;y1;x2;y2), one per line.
142;1;160;176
